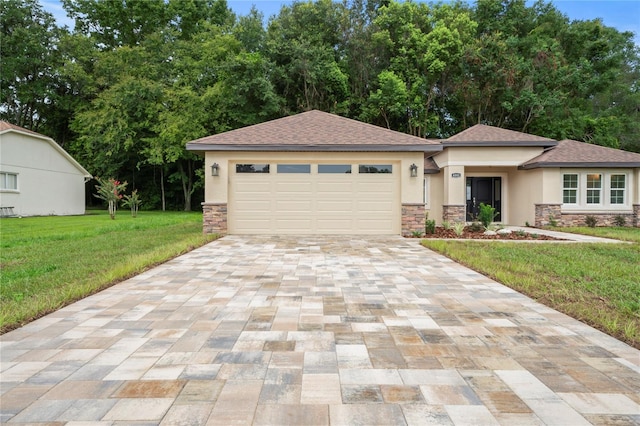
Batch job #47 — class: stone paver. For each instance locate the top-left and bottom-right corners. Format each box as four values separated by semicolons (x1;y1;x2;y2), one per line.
1;235;639;425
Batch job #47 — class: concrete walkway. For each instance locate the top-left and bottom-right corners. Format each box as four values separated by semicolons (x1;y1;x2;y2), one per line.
1;236;638;425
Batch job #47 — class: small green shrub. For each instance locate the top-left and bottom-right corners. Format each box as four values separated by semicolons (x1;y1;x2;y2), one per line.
525;221;531;227
442;221;451;230
585;215;598;228
411;230;423;238
548;215;558;227
425;219;436;234
515;230;527;237
452;222;465;236
613;215;626;227
469;221;484;232
478;203;498;228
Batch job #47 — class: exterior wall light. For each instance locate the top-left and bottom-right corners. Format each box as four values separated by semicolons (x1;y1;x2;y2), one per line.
211;163;220;176
410;163;418;177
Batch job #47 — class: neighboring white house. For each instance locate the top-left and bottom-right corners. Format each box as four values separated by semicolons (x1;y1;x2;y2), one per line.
0;121;91;216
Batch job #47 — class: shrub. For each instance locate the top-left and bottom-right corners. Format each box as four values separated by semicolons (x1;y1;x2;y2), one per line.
94;177;127;220
468;221;484;232
613;215;626;227
425;219;436;234
548;215;558;227
585;215;598;228
442;221;451;230
452;222;465;236
478;203;498;228
411;230;423;238
122;189;142;218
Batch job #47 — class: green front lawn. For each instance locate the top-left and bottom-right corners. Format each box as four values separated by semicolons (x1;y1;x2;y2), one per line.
0;211;217;333
422;227;640;348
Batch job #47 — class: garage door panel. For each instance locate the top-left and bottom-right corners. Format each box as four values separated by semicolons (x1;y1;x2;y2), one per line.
275;200;313;211
229;161;399;234
316;200;353;212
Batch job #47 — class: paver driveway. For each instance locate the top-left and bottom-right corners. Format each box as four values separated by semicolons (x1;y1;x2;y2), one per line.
1;236;639;425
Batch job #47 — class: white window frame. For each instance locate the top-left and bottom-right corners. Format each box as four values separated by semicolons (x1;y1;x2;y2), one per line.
562;174;578;205
610;174;626;205
0;172;18;192
561;170;632;212
423;176;429;206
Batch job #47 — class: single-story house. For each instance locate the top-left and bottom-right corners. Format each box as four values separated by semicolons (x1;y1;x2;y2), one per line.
186;110;640;235
0;121;92;217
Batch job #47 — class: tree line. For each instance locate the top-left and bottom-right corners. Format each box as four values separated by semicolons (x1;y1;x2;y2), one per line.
2;0;638;210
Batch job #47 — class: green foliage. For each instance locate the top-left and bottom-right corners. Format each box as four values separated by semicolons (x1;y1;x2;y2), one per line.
613;215;626;227
548;215;558;227
2;0;639;210
478;203;498;228
452;222;465;236
469;221;484;232
585;215;598;228
122;190;142;217
0;211;217;332
422;234;640;347
411;230;423;238
425;219;436;235
94;178;128;219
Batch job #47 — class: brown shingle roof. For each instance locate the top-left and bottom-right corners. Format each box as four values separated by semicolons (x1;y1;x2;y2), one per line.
423;156;440;174
520;139;640;169
187;110;442;152
444;124;556;146
0;121;49;139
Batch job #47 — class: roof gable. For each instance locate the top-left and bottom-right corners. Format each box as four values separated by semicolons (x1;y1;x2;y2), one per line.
0;121;92;177
187;110;442;152
520;139;640;169
444;124;556;147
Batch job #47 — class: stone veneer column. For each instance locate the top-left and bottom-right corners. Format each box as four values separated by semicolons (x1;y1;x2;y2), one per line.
634;204;640;227
202;202;227;235
402;203;425;236
442;205;466;223
535;203;561;227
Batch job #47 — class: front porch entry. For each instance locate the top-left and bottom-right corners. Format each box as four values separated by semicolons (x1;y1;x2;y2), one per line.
466;177;502;221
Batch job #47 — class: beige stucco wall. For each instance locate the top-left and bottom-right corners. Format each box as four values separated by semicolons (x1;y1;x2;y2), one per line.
0;132;89;216
426;173;443;225
204;151;425;205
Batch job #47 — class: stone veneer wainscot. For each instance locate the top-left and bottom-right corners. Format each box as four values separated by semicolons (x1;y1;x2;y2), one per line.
202;202;227;235
401;203;425;236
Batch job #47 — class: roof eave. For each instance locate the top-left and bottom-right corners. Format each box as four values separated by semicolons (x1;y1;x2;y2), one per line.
519;161;640;170
442;141;557;148
186;144;443;153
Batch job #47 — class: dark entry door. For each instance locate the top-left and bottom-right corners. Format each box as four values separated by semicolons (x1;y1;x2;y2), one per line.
466;177;502;221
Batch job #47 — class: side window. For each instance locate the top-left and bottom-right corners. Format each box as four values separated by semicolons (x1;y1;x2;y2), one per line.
0;172;18;190
359;164;392;174
236;164;270;173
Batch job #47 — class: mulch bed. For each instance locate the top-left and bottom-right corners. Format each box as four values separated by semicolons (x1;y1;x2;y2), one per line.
416;227;563;241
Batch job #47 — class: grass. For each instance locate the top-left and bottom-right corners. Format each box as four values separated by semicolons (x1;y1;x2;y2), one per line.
545;226;640;243
0;210;217;333
422;227;640;348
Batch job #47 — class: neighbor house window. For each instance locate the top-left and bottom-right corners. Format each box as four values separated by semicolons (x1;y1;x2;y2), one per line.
0;172;17;190
359;164;392;173
318;164;351;174
610;175;626;204
586;174;602;204
562;174;578;204
277;164;310;174
236;164;270;173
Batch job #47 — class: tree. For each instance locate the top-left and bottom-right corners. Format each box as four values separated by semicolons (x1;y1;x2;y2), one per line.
0;0;66;132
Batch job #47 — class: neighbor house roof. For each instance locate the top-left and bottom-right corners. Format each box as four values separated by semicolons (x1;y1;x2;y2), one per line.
443;124;557;147
0;121;92;178
187;110;442;152
520;139;640;169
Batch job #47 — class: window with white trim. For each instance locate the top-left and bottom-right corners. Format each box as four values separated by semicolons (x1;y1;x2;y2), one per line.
0;172;17;190
610;174;625;204
563;174;578;204
423;177;428;206
586;174;602;204
561;171;630;210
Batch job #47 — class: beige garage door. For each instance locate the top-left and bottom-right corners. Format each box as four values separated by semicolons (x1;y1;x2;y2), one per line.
229;163;400;234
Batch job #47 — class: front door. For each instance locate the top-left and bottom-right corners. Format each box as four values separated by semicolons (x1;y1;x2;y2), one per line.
466;177;502;221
